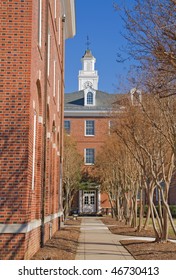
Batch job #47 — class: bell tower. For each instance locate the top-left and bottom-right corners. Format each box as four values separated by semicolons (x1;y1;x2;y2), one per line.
78;38;99;90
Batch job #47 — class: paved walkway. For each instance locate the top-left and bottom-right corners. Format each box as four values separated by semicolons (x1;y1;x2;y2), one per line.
75;217;135;260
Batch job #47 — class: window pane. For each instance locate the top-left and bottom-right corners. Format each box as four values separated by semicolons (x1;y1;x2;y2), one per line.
84;196;89;205
86;120;94;135
90;195;95;205
85;148;95;164
64;120;70;134
87;92;93;105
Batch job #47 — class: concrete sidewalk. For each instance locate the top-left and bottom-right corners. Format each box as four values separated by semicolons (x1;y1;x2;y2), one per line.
75;217;135;260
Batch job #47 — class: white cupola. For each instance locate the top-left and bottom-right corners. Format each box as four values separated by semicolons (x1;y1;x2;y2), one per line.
78;49;99;90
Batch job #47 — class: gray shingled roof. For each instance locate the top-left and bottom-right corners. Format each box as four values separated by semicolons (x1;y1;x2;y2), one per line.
64;90;118;112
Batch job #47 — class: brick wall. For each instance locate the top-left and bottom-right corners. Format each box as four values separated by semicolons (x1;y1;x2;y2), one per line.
65;115;112;211
0;0;65;259
65;117;109;154
0;0;32;224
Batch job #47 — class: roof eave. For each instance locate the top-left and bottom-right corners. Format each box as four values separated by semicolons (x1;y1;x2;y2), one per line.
62;0;76;39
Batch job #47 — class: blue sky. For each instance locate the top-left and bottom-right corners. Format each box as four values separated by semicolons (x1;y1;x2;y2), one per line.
65;0;135;94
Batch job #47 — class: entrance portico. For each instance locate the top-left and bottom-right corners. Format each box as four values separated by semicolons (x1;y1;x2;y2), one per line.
79;189;101;214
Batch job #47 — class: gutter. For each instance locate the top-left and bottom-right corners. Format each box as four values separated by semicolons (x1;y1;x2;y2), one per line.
41;0;49;247
58;14;66;225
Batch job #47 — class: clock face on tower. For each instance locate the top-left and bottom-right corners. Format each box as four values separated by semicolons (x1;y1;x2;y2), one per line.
84;81;93;89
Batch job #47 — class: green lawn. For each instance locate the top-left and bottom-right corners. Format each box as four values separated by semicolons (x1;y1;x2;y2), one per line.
138;217;176;239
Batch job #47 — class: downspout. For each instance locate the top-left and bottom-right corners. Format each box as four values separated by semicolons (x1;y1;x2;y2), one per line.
59;14;66;222
41;0;49;247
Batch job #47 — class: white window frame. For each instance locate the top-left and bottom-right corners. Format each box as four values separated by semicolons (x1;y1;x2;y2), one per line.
38;0;42;48
32;111;37;190
64;120;71;135
84;88;96;106
85;120;95;136
84;148;95;165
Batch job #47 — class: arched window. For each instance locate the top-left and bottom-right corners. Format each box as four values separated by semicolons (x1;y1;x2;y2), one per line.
87;92;93;105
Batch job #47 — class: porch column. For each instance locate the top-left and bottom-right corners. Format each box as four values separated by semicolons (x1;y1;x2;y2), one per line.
97;189;101;212
79;190;83;214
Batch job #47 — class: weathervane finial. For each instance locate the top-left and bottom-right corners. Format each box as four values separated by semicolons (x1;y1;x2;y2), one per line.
86;36;91;50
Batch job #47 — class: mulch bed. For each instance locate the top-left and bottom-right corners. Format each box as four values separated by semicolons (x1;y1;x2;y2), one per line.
31;216;176;260
121;240;176;260
101;216;176;260
31;218;81;260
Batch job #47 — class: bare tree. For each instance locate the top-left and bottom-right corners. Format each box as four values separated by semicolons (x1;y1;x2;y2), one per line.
115;0;176;97
63;133;82;218
113;94;176;242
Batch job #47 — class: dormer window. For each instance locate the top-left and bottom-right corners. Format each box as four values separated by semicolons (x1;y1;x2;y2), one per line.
87;92;93;105
130;88;142;106
84;87;96;106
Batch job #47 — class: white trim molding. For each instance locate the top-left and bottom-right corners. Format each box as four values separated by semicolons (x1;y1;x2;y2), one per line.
0;212;63;234
61;0;76;39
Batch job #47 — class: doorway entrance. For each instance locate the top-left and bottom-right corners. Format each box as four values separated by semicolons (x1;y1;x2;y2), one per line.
83;190;96;213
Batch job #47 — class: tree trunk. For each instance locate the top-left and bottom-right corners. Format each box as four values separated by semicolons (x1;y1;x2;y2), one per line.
137;188;144;232
132;194;138;228
108;192;116;218
116;194;120;221
159;184;176;237
161;207;169;242
143;188;151;230
152;202;162;236
157;187;163;229
124;193;130;225
149;188;161;242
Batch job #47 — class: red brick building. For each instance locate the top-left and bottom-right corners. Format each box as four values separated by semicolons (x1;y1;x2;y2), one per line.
64;49;117;215
168;173;176;205
64;48;176;217
0;0;75;260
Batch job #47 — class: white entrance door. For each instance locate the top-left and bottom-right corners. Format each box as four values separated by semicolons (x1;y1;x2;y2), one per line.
83;191;96;213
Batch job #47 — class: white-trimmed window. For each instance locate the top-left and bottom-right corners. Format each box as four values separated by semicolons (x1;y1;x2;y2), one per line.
87;92;93;105
38;0;42;48
47;29;51;76
85;148;95;165
85;120;95;136
32;111;37;190
84;88;96;106
64;120;71;135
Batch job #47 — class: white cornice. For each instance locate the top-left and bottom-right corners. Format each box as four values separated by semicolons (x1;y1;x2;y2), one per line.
61;0;76;39
64;110;112;117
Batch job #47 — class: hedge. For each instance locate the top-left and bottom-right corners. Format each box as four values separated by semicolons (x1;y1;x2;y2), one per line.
137;205;176;218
